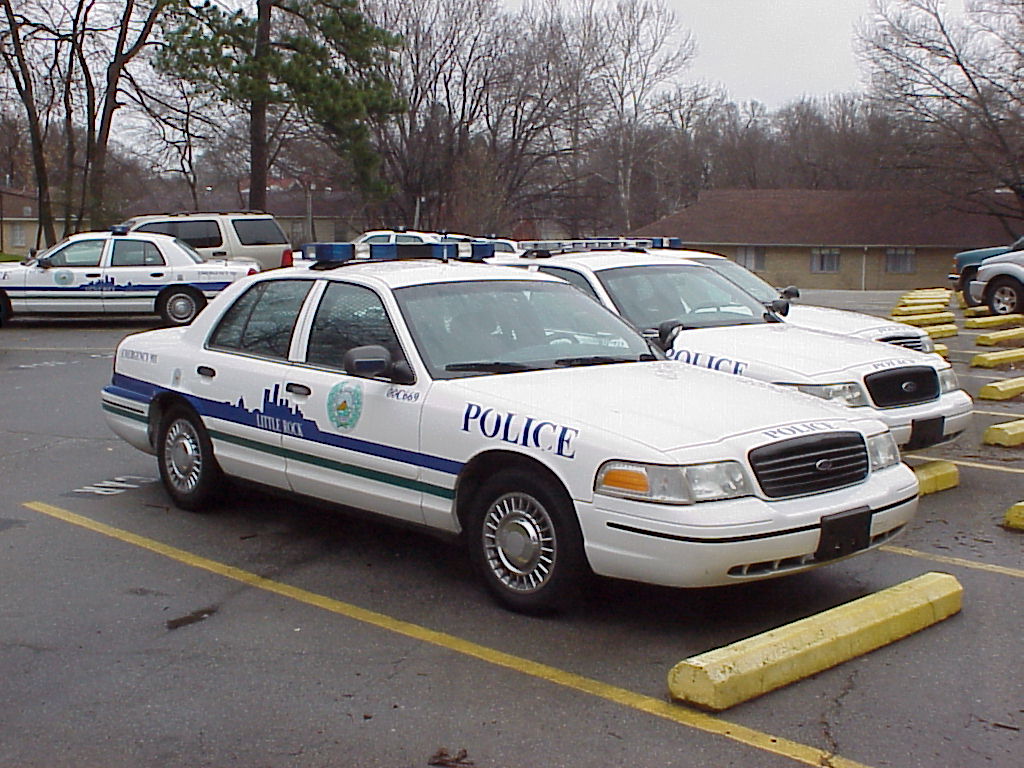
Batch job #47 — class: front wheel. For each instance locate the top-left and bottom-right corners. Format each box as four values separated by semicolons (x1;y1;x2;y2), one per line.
467;469;587;614
157;407;222;511
960;268;982;307
158;287;206;326
987;276;1024;315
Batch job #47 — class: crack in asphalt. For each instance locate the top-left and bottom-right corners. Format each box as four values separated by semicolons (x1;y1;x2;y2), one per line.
818;668;859;766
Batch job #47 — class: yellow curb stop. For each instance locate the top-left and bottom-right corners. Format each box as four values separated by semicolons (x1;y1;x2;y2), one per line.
1004;503;1024;531
913;460;960;495
975;327;1024;346
982;419;1024;447
895;312;956;326
978;377;1024;400
925;324;958;339
891;304;947;316
934;344;948;358
667;573;963;712
964;313;1024;329
962;305;991;318
970;348;1024;368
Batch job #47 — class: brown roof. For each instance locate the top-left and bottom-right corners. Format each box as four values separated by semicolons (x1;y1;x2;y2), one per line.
631;189;1015;249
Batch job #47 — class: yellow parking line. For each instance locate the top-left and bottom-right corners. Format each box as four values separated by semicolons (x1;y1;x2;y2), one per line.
904;455;1024;474
881;545;1024;579
22;501;872;768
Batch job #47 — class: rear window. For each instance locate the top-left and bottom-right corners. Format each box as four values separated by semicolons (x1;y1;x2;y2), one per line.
233;218;288;246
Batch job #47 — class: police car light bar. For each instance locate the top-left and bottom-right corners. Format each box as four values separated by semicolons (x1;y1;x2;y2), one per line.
517;237;682;252
110;224;130;235
304;241;496;268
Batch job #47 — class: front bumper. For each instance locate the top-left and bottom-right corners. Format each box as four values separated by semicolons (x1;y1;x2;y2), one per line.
869;390;973;449
576;464;918;588
968;280;987;305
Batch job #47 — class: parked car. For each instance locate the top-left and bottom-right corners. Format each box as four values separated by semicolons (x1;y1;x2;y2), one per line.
681;251;935;353
101;245;917;613
493;248;972;449
121;211;292;271
968;249;1024;315
948;235;1024;306
353;229;446;245
0;227;257;326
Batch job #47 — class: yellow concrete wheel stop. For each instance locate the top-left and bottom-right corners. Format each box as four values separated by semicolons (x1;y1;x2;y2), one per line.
964;314;1024;329
913;460;960;495
962;306;991;318
891;304;947;316
983;419;1024;447
975;327;1024;346
971;348;1024;368
667;572;963;711
896;312;956;326
978;377;1024;400
1004;503;1024;531
925;324;958;339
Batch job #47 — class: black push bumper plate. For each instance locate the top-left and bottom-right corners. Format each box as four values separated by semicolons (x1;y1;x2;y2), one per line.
815;506;872;561
905;416;945;450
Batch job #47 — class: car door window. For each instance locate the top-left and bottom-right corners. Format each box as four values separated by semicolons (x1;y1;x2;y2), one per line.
111;240;166;267
305;282;405;373
362;234;391;244
209;280;313;359
46;240;105;267
174;220;222;249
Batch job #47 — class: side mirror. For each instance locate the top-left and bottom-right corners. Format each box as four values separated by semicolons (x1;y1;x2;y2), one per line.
343;345;392;378
780;285;800;300
657;319;684;350
769;298;790;317
36;256;52;269
391;360;416;385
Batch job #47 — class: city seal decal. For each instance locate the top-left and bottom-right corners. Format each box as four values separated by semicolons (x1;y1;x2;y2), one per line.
53;269;74;286
327;380;363;430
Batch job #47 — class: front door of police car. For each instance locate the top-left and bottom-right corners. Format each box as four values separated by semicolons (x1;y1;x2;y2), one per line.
282;280;428;524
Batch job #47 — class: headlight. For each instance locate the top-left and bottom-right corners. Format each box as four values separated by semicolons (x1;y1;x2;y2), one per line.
918;335;935;353
794;382;869;407
867;431;900;471
595;460;751;504
938;367;959;393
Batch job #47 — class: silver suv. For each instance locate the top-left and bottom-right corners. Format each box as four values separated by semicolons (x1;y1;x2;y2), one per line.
120;212;292;271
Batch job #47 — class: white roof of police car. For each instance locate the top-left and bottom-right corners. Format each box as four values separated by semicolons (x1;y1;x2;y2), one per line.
35;228;200;259
497;248;704;272
267;258;568;291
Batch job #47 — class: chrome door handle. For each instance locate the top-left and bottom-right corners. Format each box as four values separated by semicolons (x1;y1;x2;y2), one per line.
285;382;311;396
197;366;216;378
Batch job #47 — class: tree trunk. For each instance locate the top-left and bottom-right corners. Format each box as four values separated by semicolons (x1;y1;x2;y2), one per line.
248;0;272;211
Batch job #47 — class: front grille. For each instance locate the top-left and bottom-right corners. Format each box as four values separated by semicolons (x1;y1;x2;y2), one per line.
749;432;868;498
881;335;926;351
864;366;939;407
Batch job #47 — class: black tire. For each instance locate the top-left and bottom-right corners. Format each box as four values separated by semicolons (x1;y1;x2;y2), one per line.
158;287;206;326
986;276;1024;316
467;468;587;614
0;291;10;327
960;267;983;307
157;407;222;511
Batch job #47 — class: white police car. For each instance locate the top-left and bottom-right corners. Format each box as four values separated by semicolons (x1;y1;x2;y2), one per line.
101;243;918;613
0;227;258;326
496;248;971;449
682;252;935;353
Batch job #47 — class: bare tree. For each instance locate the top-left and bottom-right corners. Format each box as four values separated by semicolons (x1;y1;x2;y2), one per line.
858;0;1024;231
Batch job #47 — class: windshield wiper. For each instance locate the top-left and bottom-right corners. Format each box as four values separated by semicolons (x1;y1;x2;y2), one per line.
445;361;536;372
554;355;637;367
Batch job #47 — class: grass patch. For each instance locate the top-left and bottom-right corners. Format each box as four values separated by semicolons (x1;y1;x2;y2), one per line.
0;253;23;262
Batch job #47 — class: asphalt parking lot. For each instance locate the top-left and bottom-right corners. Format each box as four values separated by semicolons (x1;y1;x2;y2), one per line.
0;292;1021;768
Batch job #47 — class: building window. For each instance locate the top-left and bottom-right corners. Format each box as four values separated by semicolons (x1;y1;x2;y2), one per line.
810;247;840;273
886;247;916;274
736;245;766;271
11;223;26;247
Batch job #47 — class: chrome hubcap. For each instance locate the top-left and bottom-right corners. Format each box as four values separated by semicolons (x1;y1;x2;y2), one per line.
483;492;555;593
164;419;202;493
992;286;1017;314
167;294;197;322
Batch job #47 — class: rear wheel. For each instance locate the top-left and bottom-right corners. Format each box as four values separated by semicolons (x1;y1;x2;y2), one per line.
157;407;222;511
467;469;587;614
158;287;206;326
987;276;1024;315
0;291;10;327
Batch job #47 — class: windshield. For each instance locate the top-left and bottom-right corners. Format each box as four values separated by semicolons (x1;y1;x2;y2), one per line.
688;257;776;302
394;280;656;379
596;264;771;330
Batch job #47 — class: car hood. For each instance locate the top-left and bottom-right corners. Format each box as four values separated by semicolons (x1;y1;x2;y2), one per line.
786;305;927;340
442;361;875;453
668;323;940;381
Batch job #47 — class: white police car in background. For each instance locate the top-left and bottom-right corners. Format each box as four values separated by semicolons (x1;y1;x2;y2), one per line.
101;243;918;613
0;227;258;327
494;248;971;450
682;251;936;353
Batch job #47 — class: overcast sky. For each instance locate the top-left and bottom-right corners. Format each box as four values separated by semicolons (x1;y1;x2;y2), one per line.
670;0;966;108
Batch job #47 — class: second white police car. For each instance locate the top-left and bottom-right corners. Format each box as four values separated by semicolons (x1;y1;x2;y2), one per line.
102;244;919;613
495;248;972;450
